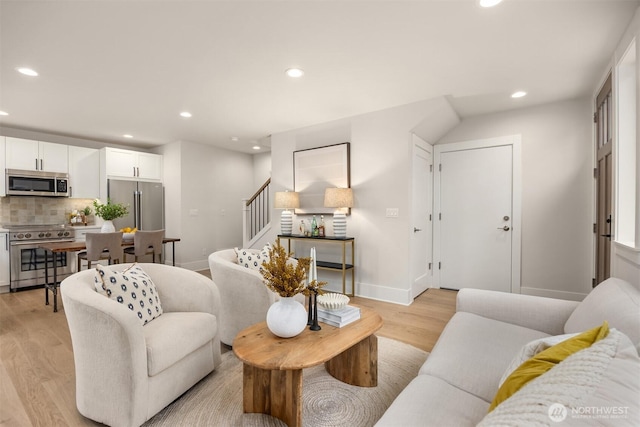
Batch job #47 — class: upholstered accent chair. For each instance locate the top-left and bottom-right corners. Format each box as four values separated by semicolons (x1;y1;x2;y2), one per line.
61;263;222;427
208;248;305;346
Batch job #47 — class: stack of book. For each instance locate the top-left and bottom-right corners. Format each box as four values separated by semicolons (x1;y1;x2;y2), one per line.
317;305;361;328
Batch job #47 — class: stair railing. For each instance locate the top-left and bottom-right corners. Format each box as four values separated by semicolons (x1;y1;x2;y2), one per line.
243;178;271;246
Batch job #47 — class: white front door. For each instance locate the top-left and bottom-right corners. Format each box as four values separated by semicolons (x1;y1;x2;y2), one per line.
434;135;521;293
410;134;433;299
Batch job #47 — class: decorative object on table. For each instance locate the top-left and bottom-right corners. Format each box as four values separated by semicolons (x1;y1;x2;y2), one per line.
274;191;300;235
317;304;361;328
82;206;92;225
70;209;82;225
93;198;129;233
120;226;138;240
306;247;327;331
324;187;353;238
319;215;326;237
311;215;319;237
317;292;350;311
260;240;311;338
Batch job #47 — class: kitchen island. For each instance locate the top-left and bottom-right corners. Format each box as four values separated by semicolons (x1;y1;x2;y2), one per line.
38;237;180;312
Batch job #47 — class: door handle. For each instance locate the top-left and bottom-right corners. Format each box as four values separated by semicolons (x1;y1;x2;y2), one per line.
497;226;510;231
414;227;422;233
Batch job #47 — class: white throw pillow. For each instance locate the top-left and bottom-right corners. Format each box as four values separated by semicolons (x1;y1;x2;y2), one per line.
479;329;640;426
234;242;271;272
499;332;580;387
94;263;163;326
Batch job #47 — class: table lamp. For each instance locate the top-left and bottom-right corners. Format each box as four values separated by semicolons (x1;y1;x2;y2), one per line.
274;191;300;235
323;187;353;238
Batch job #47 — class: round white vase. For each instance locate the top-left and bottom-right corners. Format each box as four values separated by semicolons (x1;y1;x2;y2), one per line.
101;220;116;233
266;297;307;338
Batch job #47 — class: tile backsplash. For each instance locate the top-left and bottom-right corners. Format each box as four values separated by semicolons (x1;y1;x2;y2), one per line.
0;196;96;226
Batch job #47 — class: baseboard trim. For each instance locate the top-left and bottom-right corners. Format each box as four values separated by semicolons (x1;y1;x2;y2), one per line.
357;282;412;306
520;286;587;302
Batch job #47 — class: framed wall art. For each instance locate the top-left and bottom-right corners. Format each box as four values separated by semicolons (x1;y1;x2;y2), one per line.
293;142;350;215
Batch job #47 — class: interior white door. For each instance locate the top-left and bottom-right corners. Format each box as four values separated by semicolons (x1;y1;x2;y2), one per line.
439;145;513;292
411;135;432;298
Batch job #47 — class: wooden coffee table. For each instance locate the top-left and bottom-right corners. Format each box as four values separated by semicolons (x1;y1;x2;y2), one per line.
233;306;383;427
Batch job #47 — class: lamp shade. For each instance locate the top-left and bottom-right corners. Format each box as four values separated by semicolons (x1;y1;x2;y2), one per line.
274;191;300;209
324;188;353;208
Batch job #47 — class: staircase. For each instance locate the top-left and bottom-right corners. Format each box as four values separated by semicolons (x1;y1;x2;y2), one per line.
243;178;271;247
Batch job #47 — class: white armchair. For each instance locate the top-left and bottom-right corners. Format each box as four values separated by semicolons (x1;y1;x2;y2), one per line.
208;249;305;346
61;263;222;427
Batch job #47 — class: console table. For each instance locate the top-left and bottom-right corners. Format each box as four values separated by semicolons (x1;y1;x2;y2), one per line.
277;234;354;296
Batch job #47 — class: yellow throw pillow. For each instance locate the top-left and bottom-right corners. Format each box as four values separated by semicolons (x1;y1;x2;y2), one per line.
488;321;609;412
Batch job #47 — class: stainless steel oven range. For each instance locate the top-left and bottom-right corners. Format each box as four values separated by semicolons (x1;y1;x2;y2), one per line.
5;224;75;291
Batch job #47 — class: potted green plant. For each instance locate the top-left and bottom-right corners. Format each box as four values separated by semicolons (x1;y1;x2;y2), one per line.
81;206;92;225
93;199;128;232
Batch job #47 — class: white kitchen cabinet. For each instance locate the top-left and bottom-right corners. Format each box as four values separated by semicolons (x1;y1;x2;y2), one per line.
69;146;100;199
102;147;162;181
5;137;68;173
0;232;9;293
73;225;102;241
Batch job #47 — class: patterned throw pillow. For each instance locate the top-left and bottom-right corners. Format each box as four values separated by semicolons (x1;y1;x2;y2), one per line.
234;242;271;272
94;264;163;326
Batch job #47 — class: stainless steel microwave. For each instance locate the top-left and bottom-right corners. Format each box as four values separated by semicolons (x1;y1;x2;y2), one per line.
6;169;69;197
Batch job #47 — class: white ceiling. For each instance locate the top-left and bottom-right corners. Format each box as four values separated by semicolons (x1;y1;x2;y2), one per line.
1;0;638;153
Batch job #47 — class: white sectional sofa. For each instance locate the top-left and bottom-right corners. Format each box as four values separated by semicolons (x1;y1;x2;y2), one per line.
376;277;640;426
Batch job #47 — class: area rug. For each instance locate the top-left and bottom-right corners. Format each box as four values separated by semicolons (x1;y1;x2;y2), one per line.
144;336;428;427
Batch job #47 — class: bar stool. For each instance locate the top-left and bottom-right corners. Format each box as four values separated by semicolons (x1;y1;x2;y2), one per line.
124;229;165;263
77;232;124;271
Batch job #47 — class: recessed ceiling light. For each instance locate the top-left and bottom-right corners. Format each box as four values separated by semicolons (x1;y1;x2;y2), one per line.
252;145;261;150
285;68;304;78
0;111;8;116
16;67;38;77
180;111;192;118
479;0;503;7
230;136;239;142
511;91;527;98
123;134;133;138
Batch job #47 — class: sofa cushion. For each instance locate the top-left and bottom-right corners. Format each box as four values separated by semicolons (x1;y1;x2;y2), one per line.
94;263;163;326
143;311;218;376
419;312;549;402
234;242;271;272
489;322;609;411
374;374;490;427
478;329;640;426
565;277;640;351
499;331;581;386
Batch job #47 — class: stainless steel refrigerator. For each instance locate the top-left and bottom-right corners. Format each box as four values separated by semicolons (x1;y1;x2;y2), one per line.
107;179;164;231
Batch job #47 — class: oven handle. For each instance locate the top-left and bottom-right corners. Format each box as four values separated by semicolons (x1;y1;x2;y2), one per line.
10;239;75;247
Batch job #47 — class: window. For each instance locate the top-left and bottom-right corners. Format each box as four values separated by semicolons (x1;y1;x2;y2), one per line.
616;39;637;247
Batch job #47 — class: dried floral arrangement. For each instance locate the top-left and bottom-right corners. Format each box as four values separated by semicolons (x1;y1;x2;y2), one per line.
260;241;328;298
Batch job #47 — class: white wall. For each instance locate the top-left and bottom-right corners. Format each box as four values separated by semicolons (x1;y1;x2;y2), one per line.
159;141;255;270
437;98;594;300
267;98;459;304
252;152;271;189
156;141;181;265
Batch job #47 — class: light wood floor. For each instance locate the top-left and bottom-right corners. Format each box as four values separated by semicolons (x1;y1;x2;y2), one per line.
0;280;456;426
